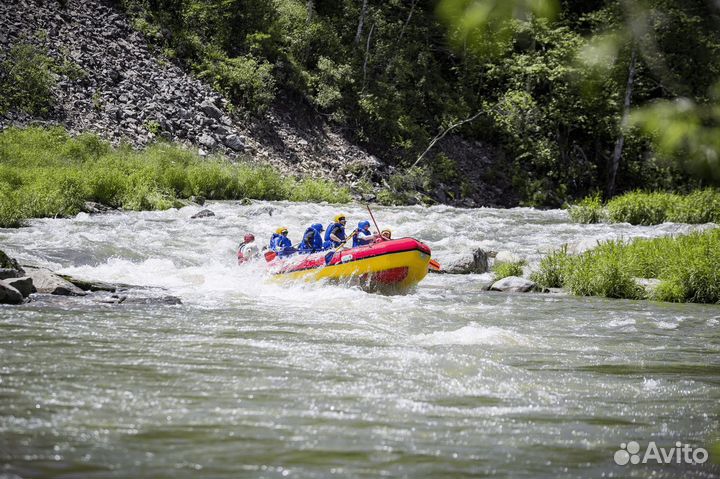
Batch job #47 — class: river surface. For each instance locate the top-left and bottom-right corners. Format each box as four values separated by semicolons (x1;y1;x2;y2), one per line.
1;202;719;478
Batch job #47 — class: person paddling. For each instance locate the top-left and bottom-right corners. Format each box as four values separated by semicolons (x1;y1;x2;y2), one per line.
352;220;377;247
237;233;259;264
377;229;392;241
269;227;296;257
323;214;347;249
300;223;325;253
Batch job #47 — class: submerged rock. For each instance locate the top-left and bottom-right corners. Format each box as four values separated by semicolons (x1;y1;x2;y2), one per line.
191;209;216;219
634;278;662;298
0;280;24;304
59;275;117;293
441;248;489;274
122;295;182;305
4;277;35;297
23;266;87;296
81;201;112;214
490;276;538;293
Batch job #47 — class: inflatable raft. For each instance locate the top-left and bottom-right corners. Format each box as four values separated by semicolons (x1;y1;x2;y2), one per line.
265;237;431;292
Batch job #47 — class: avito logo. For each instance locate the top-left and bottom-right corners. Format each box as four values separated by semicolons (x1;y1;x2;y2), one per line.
614;441;708;466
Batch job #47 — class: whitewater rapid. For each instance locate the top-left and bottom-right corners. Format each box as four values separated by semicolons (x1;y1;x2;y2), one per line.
1;201;718;478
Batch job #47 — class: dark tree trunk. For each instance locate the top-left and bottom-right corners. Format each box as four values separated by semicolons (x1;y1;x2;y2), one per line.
607;45;637;197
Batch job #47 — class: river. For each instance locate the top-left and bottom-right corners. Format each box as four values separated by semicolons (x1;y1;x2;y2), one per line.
1;202;718;478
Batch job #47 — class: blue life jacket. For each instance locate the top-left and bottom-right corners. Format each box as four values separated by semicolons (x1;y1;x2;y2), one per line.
352;228;373;248
270;233;295;257
300;226;324;253
323;222;346;249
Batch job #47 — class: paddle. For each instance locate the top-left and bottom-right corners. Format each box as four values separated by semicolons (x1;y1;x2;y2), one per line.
324;229;357;265
366;204;381;236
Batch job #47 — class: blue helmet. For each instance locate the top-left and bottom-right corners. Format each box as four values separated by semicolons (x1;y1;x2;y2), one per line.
358;220;371;231
311;223;324;232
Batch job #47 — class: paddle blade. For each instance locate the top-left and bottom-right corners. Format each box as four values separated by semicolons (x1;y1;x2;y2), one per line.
428;259;441;271
264;250;277;262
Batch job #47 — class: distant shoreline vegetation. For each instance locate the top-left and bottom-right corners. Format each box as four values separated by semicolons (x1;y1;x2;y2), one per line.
0;127;351;228
531;229;720;304
568;190;720;226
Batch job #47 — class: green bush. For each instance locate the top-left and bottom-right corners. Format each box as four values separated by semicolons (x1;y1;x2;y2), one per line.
568;193;605;224
0;43;57;116
534;229;720;303
287;178;351;203
563;243;644;299
530;246;570;288
606;191;676;225
570;189;720;225
197;50;276;114
493;261;525;280
667;189;720;224
0;127;351;227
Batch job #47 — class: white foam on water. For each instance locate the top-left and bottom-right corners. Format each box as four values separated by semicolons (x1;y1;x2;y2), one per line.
654;320;678;330
411;323;534;347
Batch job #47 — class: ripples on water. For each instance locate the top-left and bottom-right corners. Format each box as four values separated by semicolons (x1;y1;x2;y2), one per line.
1;202;719;478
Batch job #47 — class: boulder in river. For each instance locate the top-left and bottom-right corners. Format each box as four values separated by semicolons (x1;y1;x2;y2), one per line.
440;248;489;274
59;275;117;293
0;250;23;272
0;280;24;304
4;277;36;298
191;209;216;219
490;276;538;293
23;266;87;296
0;268;21;280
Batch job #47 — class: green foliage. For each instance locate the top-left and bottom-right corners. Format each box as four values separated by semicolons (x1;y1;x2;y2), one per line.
667;188;720;224
0;43;57;116
197;50;276;114
570;189;720;225
493;261;526;280
530;246;570;288
563;242;644;299
534;229;720;303
377;167;432;206
0;127;349;227
287;178;351;203
568;193;605;224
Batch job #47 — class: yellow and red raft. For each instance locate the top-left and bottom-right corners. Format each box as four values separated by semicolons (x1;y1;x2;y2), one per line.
265;238;432;292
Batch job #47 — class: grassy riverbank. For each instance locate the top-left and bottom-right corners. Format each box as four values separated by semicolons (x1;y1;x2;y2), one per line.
569;189;720;225
0;127;351;227
531;228;720;303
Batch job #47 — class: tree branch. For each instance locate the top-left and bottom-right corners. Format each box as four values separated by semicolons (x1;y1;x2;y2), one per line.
411;110;484;169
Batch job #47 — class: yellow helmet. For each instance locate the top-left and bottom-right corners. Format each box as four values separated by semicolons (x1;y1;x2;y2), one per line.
334;214;347;222
381;229;392;239
276;227;288;234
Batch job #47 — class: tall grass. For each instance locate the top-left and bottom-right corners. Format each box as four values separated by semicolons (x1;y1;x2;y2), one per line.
569;189;720;225
493;260;525;280
532;229;720;303
0;127;351;227
567;193;605;224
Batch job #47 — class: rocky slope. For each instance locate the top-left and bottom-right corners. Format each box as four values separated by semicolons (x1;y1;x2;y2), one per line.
0;0;516;207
